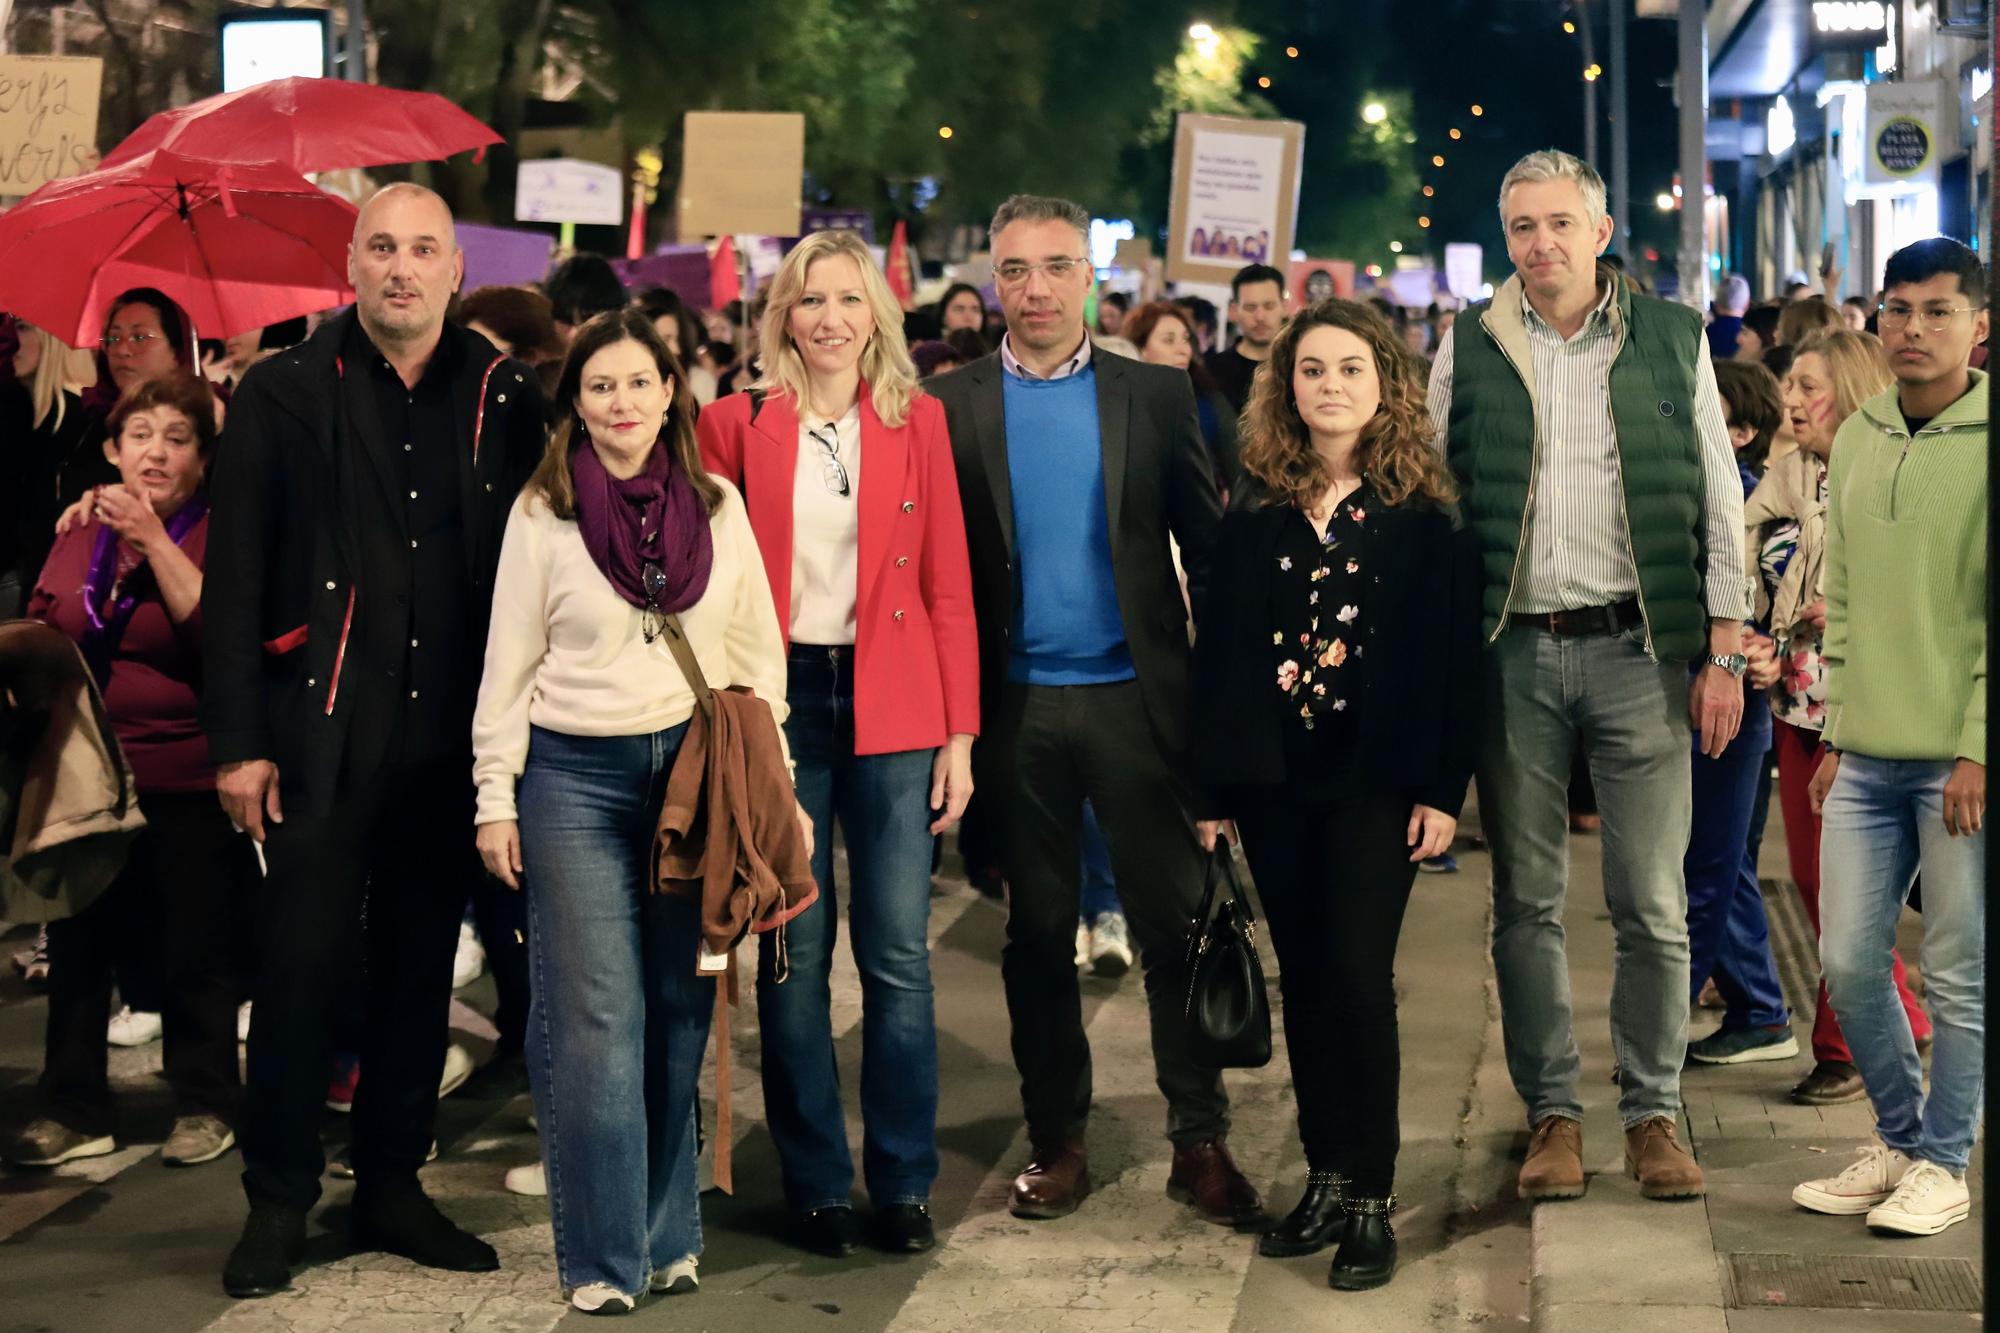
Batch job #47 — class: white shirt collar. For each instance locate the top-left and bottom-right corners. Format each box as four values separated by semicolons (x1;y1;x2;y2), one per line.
999;331;1091;381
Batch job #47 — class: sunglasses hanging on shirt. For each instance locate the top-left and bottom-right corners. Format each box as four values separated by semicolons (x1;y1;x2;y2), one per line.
807;423;851;498
642;561;669;643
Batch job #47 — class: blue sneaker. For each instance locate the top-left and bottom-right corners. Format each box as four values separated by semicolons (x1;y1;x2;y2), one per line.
1686;1025;1799;1066
1418;853;1459;874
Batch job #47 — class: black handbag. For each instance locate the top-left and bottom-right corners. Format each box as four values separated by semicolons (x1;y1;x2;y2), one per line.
1179;840;1272;1069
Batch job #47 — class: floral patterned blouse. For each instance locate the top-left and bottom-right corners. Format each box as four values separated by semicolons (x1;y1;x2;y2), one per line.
1757;459;1829;731
1269;485;1372;758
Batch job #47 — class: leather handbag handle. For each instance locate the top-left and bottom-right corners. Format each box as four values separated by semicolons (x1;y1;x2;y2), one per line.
1198;838;1255;928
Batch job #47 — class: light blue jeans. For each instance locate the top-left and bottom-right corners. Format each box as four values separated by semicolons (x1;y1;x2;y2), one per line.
518;723;715;1298
1480;625;1694;1128
1820;754;1986;1173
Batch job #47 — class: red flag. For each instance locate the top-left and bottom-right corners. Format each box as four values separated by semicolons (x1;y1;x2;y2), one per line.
709;235;741;310
627;185;646;261
886;220;913;309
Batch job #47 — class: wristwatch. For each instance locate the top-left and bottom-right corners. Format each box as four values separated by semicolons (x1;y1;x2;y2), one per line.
1706;653;1749;678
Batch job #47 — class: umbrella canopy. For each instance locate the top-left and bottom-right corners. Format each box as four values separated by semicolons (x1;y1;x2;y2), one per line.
102;77;502;175
0;149;358;345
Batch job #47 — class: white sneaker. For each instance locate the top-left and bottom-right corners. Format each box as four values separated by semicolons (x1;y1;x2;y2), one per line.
504;1160;547;1196
569;1282;635;1315
1792;1138;1914;1215
1088;912;1134;978
650;1254;698;1295
237;1001;252;1044
438;1043;475;1099
1867;1160;1972;1236
1074;922;1091;968
452;921;486;990
106;1005;163;1047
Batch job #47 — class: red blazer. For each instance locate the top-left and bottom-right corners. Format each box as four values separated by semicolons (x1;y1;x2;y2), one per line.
696;382;979;755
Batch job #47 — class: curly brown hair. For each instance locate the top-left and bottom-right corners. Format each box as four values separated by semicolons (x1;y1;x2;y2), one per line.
1239;299;1457;510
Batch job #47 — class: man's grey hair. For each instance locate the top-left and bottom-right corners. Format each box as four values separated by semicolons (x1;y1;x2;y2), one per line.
1717;273;1751;313
1496;149;1607;229
989;194;1090;249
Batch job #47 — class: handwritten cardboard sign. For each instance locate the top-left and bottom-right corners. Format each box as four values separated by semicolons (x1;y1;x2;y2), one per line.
0;56;102;196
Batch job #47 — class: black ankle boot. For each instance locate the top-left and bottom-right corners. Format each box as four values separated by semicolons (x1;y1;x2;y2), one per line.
350;1182;499;1272
1258;1170;1349;1257
222;1202;307;1298
1328;1195;1396;1291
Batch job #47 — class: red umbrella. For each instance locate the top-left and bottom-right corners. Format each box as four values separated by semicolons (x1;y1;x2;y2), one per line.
101;77;502;175
0;149;357;344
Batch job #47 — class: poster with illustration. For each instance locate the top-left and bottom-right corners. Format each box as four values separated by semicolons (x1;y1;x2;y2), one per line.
1167;114;1305;286
1287;259;1355;309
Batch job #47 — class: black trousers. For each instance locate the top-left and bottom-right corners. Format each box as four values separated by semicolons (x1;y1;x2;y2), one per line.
995;680;1228;1151
44;792;254;1134
1237;788;1418;1196
239;757;474;1209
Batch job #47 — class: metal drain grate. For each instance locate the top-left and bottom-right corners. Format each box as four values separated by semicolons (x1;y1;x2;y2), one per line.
1724;1252;1983;1311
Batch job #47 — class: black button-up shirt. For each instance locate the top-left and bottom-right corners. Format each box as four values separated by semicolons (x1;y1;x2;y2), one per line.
353;322;475;763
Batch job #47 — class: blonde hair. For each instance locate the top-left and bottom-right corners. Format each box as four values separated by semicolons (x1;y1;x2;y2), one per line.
20;324;70;430
754;230;919;429
1777;296;1841;347
1790;328;1893;428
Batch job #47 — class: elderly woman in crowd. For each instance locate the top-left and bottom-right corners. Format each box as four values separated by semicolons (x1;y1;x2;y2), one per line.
472;309;796;1316
697;229;978;1259
4;372;252;1172
1745;326;1928;1106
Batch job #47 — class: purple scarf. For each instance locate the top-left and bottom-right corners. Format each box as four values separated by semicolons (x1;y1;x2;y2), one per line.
80;491;209;687
570;437;713;614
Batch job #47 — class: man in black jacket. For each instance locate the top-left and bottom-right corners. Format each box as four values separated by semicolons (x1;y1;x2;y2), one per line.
928;194;1258;1227
203;185;546;1297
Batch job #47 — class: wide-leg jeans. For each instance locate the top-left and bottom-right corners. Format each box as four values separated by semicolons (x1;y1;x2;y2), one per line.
518;723;714;1298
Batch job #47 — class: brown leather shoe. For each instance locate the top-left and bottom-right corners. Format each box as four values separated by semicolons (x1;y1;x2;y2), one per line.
1789;1060;1868;1106
1167;1139;1266;1230
1624;1116;1705;1199
1518;1116;1586;1201
1010;1143;1090;1219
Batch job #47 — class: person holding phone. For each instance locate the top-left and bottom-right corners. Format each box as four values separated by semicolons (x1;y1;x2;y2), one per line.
1191;300;1481;1292
696;230;979;1258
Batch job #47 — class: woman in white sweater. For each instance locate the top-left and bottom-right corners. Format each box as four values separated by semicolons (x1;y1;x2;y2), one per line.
471;308;798;1316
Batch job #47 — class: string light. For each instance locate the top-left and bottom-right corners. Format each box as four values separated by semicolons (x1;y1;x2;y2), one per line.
1449;128;1462;140
1389;241;1404;253
1257;76;1271;88
1470;104;1484;116
1432;154;1445;167
1419;216;1431;228
1563;20;1576;33
938;126;954;139
1285;45;1299;58
1422;185;1435;197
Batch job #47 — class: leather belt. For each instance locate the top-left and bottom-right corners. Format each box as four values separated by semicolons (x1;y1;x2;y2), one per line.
1512;598;1643;637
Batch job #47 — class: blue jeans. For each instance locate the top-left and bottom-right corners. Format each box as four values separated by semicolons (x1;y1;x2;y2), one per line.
1079;802;1119;921
760;645;939;1210
1686;712;1788;1030
1820;754;1985;1173
518;724;714;1297
1480;625;1693;1128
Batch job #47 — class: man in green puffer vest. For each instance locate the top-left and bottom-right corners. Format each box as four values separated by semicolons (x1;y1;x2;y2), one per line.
1426;150;1752;1206
1791;238;1987;1239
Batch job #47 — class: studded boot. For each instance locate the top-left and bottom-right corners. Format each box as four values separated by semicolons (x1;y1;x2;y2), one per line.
1258;1169;1349;1257
1328;1194;1397;1291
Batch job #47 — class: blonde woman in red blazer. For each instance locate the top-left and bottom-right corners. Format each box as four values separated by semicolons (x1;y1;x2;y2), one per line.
695;229;978;1258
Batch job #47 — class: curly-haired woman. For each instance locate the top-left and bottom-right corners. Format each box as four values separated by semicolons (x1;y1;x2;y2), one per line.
1189;299;1483;1292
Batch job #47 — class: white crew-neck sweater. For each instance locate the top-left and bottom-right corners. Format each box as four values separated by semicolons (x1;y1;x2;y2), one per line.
471;476;788;824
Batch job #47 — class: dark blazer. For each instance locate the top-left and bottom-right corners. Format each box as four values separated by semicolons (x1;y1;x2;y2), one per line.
1191;480;1484;819
200;311;546;815
928;345;1222;752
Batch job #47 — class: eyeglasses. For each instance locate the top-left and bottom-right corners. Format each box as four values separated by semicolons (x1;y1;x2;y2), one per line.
100;332;162;350
642;562;668;644
994;257;1090;286
1877;304;1978;332
807;423;851;497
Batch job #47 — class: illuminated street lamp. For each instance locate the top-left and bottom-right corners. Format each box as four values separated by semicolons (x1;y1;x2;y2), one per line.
1362;101;1388;124
1655;191;1676;211
1563;20;1576;33
1188;21;1215;40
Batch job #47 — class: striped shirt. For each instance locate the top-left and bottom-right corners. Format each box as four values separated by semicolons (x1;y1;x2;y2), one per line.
1427;281;1751;621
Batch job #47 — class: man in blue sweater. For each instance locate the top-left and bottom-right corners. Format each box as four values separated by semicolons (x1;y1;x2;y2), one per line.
929;195;1255;1227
